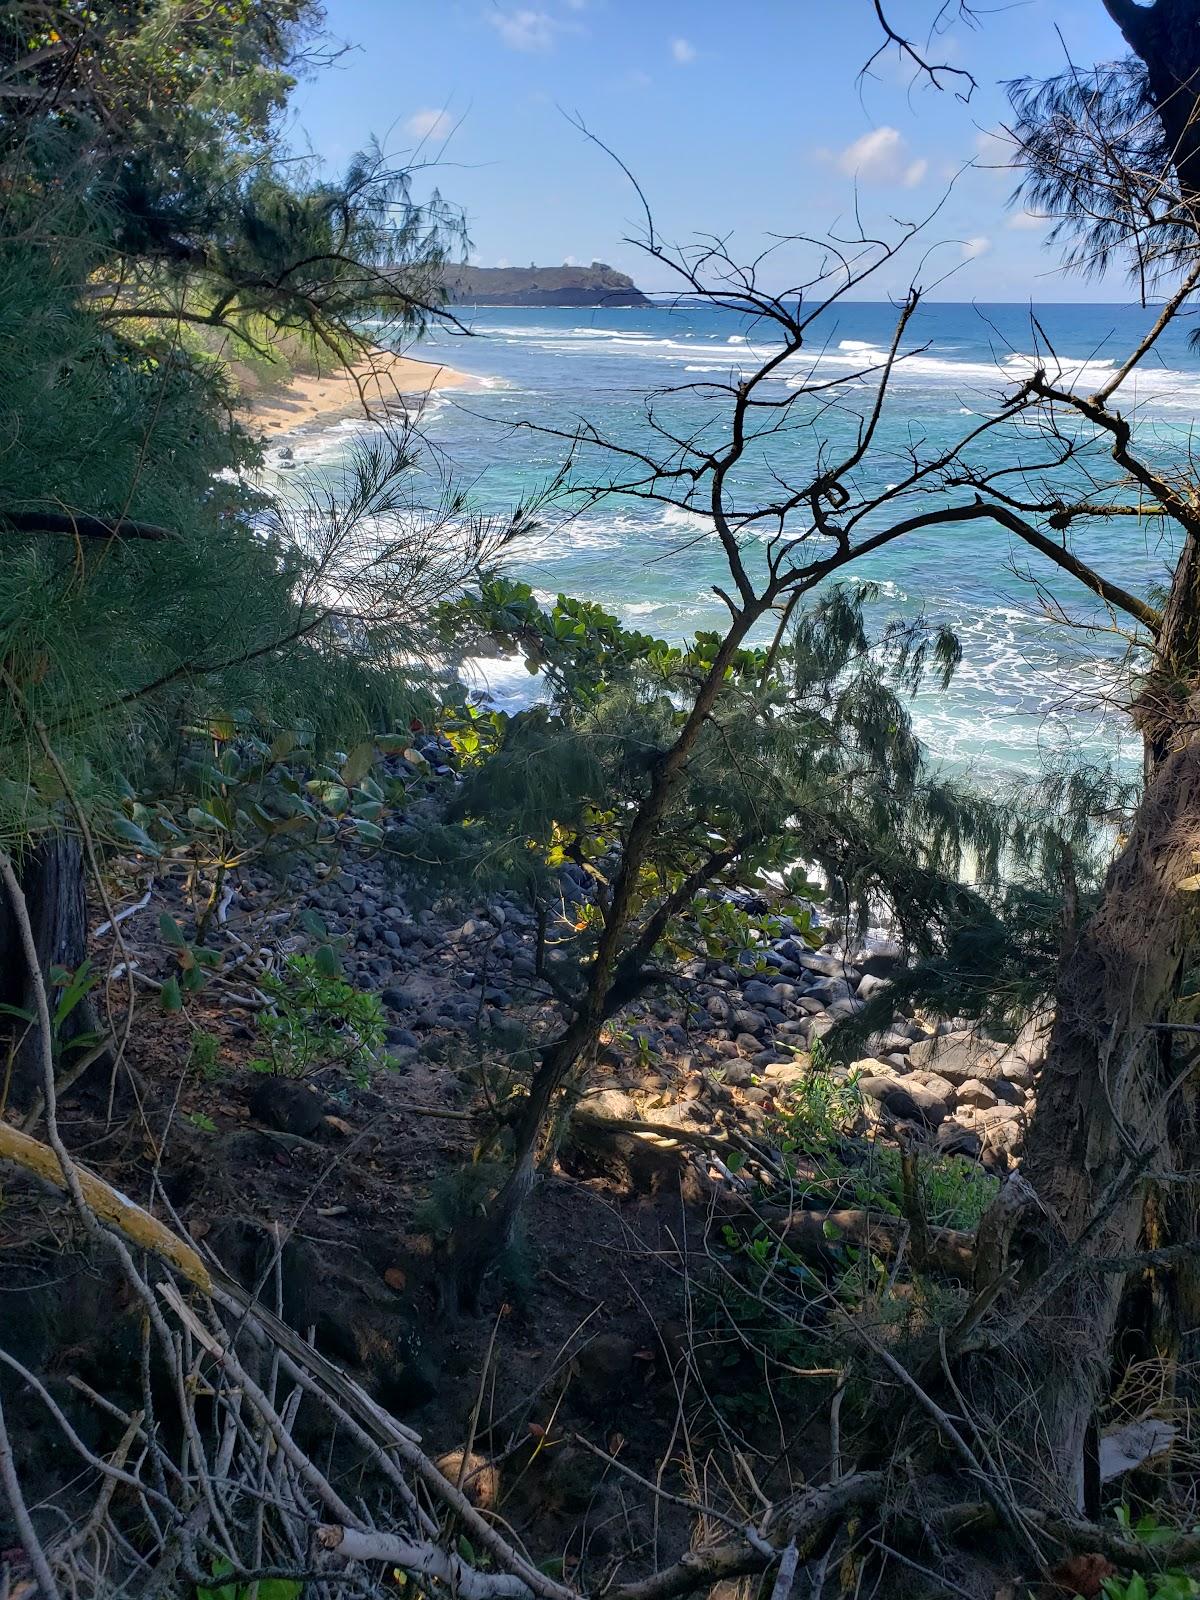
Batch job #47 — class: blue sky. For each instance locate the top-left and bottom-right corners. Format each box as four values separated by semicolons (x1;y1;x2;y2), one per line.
288;1;1134;302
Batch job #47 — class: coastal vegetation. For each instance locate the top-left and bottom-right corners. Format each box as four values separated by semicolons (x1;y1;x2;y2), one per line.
2;4;1200;1600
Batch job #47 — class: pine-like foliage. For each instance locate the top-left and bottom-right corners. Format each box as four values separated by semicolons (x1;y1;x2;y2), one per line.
0;4;490;859
411;581;1088;1022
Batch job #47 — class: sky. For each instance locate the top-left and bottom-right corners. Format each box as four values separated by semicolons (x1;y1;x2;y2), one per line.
287;1;1136;303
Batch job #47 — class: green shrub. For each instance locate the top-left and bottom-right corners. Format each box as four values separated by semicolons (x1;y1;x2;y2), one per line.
249;951;386;1084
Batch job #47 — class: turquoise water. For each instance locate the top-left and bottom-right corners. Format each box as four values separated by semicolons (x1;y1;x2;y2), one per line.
273;301;1200;778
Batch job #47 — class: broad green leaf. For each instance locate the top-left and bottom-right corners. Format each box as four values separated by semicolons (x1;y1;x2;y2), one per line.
159;977;182;1013
111;816;160;855
341;740;374;788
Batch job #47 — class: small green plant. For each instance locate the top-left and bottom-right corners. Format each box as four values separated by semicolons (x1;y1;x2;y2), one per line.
196;1560;301;1600
158;913;223;1011
1095;1508;1200;1600
249;950;386;1085
770;1056;864;1152
188;1030;223;1081
848;1147;999;1232
1101;1573;1198;1600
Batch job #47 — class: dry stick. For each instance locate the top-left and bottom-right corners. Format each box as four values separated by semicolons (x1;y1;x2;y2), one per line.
312;1526;534;1600
569;1434;776;1554
0;1383;62;1600
460;1308;506;1493
180;1283;575;1600
768;1540;800;1600
0;1351;173;1516
867;1539;977;1600
836;1309;1044;1570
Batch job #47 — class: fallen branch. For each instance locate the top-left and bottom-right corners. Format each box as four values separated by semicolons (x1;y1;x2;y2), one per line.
0;1119;214;1290
314;1526;535;1600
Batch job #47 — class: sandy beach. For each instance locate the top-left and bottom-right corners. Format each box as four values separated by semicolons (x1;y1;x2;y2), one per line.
245;347;482;437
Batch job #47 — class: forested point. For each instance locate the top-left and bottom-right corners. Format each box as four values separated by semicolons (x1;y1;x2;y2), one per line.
3;4;1200;1598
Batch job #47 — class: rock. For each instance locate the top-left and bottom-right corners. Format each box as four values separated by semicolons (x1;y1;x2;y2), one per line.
935;1123;983;1160
956;1078;998;1110
850;1055;899;1079
247;1078;326;1138
907;1030;1004;1084
485;1015;528;1052
997;1012;1050;1083
763;1059;811;1083
804;977;852;1006
827;997;864;1020
735;1032;763;1057
854;940;903;978
380;985;424;1012
731;1008;768;1037
740;979;778;1007
575;1333;635;1403
434;1451;499;1510
993;1077;1025;1107
855;972;893;1003
751;1049;786;1069
868;1029;914;1056
858;1076;947;1128
792;950;846;979
908;1070;958;1101
586;1089;638;1120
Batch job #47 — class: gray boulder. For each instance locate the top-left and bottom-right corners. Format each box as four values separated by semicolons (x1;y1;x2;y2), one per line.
908;1030;1004;1084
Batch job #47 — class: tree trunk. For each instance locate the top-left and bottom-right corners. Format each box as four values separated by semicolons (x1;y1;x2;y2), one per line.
973;718;1200;1507
0;834;87;1111
441;602;769;1309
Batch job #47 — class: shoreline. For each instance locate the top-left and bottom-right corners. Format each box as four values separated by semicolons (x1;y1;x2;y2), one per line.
244;347;484;438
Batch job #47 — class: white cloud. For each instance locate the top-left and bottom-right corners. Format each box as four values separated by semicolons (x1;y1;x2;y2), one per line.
406;108;452;141
487;8;558;50
961;235;992;260
836;126;926;188
671;36;696;63
1008;209;1049;230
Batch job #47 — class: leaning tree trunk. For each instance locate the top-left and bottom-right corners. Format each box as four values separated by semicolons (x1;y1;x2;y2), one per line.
968;698;1200;1508
0;833;87;1111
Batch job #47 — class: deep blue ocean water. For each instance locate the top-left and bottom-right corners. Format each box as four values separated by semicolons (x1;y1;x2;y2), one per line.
270;301;1200;779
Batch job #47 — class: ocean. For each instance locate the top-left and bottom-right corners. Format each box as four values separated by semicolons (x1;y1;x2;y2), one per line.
268;301;1200;780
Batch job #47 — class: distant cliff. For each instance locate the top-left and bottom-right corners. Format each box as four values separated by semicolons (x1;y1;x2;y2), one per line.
442;261;650;307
